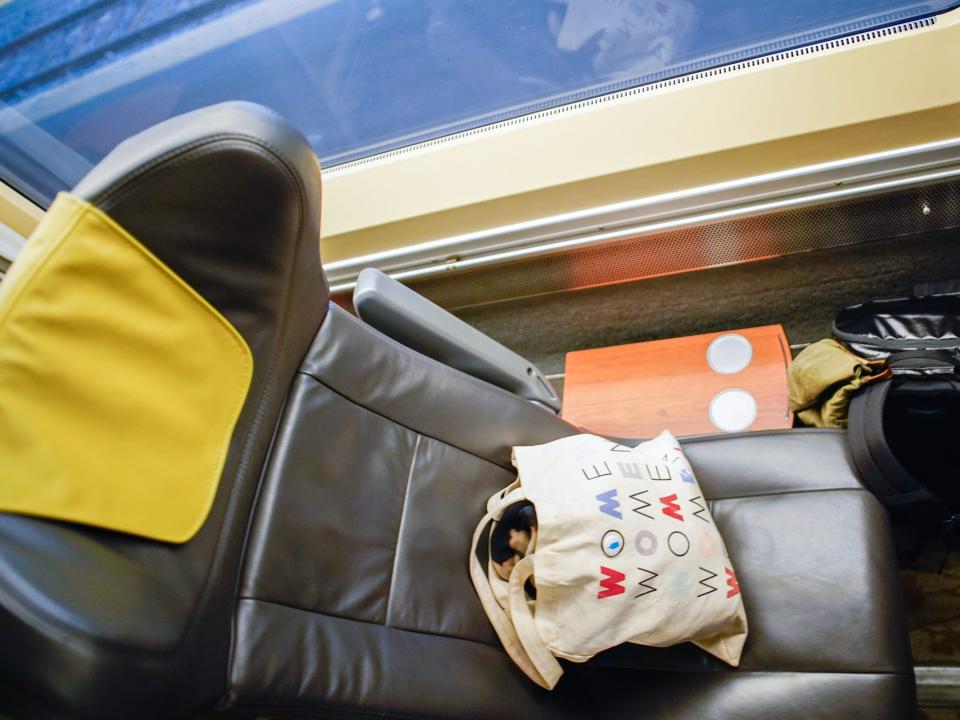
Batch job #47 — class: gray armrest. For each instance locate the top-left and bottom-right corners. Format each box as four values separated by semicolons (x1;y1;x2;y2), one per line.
353;269;560;412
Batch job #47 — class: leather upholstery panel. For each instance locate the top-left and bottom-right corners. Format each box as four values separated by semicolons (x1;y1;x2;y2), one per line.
231;598;590;720
243;374;417;623
0;605;194;719
241;371;514;644
0;516;201;649
583;668;915;720
384;433;512;640
713;489;909;673
233;310;579;716
681;430;863;499
301;305;576;469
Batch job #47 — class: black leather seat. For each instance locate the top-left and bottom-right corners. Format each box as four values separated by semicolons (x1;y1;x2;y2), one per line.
0;102;327;718
0;104;914;719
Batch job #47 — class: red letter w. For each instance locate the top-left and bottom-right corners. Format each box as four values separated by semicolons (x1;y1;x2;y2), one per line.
659;493;684;521
725;567;741;598
597;566;626;598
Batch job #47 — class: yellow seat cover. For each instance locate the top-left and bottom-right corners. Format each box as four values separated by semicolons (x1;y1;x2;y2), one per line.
0;193;252;542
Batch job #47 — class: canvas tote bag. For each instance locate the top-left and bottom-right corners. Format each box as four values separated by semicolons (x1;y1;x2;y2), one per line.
469;431;748;689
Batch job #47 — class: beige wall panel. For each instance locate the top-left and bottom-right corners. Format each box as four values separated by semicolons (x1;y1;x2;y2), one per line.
0;182;43;241
320;9;960;264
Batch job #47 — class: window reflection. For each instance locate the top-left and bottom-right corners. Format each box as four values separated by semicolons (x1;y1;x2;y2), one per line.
0;0;954;203
549;0;696;80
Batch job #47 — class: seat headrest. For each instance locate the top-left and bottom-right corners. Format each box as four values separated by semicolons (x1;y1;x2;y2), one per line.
73;101;328;323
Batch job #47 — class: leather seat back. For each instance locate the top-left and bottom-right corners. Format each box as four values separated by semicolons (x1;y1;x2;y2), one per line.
0;102;326;719
229;304;588;718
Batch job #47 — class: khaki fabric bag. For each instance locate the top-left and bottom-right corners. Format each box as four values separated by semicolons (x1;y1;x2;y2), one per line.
788;339;890;428
470;431;748;689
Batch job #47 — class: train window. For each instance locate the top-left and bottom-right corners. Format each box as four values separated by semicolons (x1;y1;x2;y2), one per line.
1;0;956;205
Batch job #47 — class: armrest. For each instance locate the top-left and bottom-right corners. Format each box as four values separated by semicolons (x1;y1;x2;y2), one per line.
353;269;560;412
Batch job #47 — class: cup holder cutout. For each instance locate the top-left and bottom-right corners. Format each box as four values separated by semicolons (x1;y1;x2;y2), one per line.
708;389;758;432
706;333;753;375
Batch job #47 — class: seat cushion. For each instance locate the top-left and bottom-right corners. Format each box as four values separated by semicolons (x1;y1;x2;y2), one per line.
580;430;915;719
228;307;913;719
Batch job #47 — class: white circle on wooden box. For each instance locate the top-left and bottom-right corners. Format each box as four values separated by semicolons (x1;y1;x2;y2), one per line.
708;388;757;432
706;333;753;374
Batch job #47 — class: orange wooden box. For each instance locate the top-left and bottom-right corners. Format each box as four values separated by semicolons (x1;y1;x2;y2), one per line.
561;325;792;438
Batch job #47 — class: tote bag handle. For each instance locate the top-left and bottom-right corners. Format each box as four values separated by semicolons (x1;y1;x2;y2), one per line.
508;554;564;689
469;486;555;689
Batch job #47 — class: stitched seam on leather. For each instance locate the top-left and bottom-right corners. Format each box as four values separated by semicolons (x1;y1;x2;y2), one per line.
384;434;420;627
228;696;447;720
251;704;420;720
578;667;914;677
238;596;502;648
299;369;516;474
680;428;845;444
224;389;292;705
708;486;869;502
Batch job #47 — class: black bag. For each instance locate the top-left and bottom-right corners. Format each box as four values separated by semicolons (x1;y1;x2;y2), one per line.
836;293;960;528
